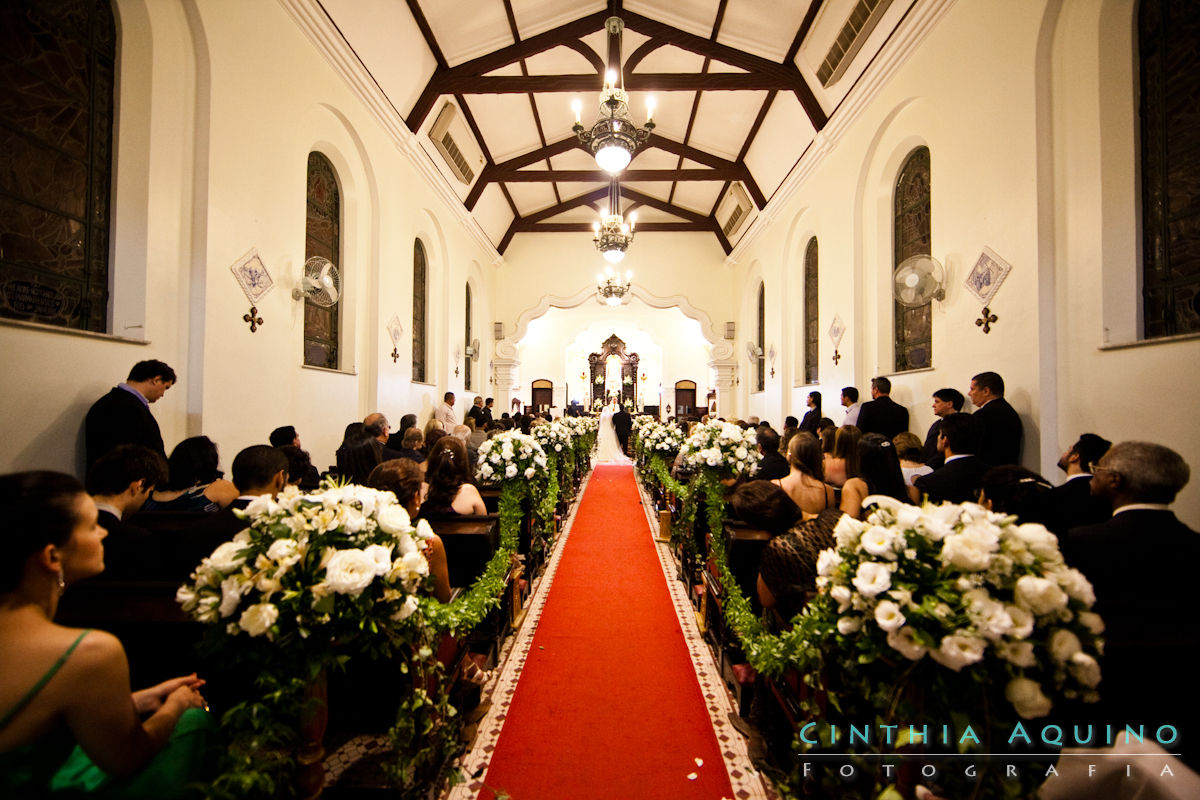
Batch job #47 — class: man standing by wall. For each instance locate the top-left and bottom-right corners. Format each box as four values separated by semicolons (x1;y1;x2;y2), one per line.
467;396;486;428
436;392;458;429
840;387;861;427
967;371;1023;465
855;377;909;439
921;388;965;467
84;359;176;468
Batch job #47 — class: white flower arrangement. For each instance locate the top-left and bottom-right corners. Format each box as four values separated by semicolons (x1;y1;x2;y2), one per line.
561;415;597;437
531;420;571;456
677;419;761;477
177;483;433;641
638;419;685;456
812;496;1104;719
476;430;549;484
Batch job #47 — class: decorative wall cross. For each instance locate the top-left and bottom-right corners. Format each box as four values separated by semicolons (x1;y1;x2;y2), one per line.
975;306;998;334
243;306;263;332
832;349;842;365
390;347;400;363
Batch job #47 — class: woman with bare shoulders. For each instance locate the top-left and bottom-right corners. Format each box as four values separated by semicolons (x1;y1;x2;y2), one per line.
368;459;452;603
0;472;210;797
774;433;838;516
420;438;486;517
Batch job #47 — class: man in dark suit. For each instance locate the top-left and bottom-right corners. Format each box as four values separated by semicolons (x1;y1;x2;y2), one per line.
967;371;1023;466
364;412;405;460
1062;442;1197;758
911;413;987;504
921;388;965;468
612;406;633;454
466;396;486;428
85;444;168;580
855;376;910;439
1044;433;1111;535
754;427;789;481
482;398;495;425
84;359;176;468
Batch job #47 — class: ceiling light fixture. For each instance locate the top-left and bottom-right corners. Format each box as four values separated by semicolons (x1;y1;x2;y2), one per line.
596;265;632;307
571;16;655;174
592;178;636;263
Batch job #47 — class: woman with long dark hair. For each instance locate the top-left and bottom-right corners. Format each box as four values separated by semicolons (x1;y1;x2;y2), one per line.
840;433;910;518
798;391;822;434
774;433;838;515
141;436;238;512
823;425;861;488
419;438;486;517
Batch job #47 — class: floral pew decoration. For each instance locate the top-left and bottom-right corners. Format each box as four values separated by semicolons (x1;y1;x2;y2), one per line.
532;420;573;511
714;495;1104;799
666;420;761;555
476;430;555;560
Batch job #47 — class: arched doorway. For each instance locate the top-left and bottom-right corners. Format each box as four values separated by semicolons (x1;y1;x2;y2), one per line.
674;380;697;419
531;379;553;411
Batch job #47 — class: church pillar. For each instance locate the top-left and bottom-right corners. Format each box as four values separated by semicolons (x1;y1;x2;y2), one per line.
492;357;517;413
710;360;737;418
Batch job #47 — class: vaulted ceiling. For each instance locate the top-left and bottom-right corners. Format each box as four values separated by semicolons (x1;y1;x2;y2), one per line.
314;0;918;254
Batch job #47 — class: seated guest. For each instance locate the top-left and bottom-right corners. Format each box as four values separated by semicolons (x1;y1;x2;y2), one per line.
774;433;838;515
1044;433;1112;535
367;460;451;603
423;418;445;440
397;427;426;463
754;428;789;481
419;438;486;517
823;425;861;488
730;481;801;536
268;425;299;448
0;472;211;797
1061;442;1197;754
142;436;238;512
841;434;910;519
779;416;799;456
278;444;320;491
757;508;842;621
468;419;489;454
339;437;382;485
335;422;369;476
798;391;822;434
911;413;987;504
894;431;933;486
452;424;479;472
425;427;448;455
84;445;167;580
364;412;404;460
977;465;1053;525
816;417;836;436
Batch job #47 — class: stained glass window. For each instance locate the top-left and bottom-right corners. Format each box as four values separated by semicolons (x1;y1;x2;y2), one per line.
1140;0;1200;338
0;0;115;332
412;240;427;383
894;147;932;371
804;237;819;384
756;282;765;392
303;152;340;368
464;282;472;390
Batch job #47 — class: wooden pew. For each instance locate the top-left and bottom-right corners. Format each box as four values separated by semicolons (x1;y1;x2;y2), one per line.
426;514;500;588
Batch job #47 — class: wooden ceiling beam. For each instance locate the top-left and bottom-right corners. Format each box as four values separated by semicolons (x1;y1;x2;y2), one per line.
451;10;609;77
513;222;712;233
494;168;742;182
439;72;800;94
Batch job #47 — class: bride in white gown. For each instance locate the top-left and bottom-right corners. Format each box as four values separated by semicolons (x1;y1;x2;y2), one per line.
595;402;630;464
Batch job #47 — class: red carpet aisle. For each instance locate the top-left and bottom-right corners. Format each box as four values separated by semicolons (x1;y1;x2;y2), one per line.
450;465;753;800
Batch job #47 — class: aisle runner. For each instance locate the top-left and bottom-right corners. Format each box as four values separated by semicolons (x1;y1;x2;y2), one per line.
464;465;738;800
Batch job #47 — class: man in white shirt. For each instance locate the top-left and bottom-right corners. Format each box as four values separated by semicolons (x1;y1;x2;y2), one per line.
840;386;861;427
435;391;458;429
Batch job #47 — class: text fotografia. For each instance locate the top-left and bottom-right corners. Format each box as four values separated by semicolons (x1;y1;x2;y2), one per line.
796;721;1180;750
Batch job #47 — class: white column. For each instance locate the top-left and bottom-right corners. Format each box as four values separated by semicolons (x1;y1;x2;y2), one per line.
710;360;737;419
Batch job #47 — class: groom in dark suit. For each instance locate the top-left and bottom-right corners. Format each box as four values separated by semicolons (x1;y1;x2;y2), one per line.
1061;441;1197;761
612;406;633;454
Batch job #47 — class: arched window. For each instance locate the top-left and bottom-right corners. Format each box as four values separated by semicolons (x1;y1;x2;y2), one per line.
755;282;766;392
804;238;819;385
894;146;932;371
463;282;472;390
412;240;427;382
304;152;340;368
0;0;116;332
1140;0;1200;338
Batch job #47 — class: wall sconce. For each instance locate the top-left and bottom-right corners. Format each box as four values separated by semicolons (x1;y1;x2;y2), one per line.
768;344;777;378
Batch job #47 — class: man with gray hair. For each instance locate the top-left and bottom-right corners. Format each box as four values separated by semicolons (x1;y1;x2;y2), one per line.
1062;441;1197;746
364;412;403;460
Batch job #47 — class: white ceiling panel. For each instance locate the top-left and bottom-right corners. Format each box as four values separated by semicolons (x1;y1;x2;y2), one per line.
628;147;683;170
535;93;586;143
523;43;600;76
627;0;720;41
474;183;517;246
420;1;514;67
745;93;814;199
622;181;671;203
555;182;608;204
511;0;603;40
670;182;725;216
634;44;706;74
548;149;601;170
505;182;560;216
717;0;814;63
549;205;606;223
461;94;542;162
627;90;696;143
627;206;685;224
687;90;769;161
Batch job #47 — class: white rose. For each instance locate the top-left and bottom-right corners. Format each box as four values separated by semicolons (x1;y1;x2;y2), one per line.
816;549;843;577
207;540;249;574
834;514;867;549
478;463;494;479
414;519;435;542
1077;611;1105;635
238;602;278;637
996;640;1037;668
339;506;367;534
1014;575;1069;615
505;464;518;479
941;530;998;571
363;544;394;576
243;494;280;519
1005;605;1035;639
874;600;906;632
1053;567;1096;606
860;526;899;559
1015;523;1063;563
830;584;852;612
735;446;748;460
525;467;536;479
887;625;927;661
376;504;412;535
175;585;197;609
393;594;420;621
837;616;862;635
321;549;378;596
1069;652;1101;688
267;538;299;564
852;562;892;597
219;575;248;618
929;633;987;671
1048;629;1082;664
1006;676;1053;719
490;453;501;464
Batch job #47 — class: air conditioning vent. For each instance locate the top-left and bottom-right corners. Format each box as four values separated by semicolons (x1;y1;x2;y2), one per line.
716;183;752;239
817;0;893;87
493;321;504;340
429;102;481;185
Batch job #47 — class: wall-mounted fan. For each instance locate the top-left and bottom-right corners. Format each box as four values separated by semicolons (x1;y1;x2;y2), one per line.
746;342;763;361
291;256;341;307
893;254;946;307
464;338;481;360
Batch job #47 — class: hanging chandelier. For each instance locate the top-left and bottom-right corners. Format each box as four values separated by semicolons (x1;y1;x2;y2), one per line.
571;16;655;174
593;179;635;263
596;265;632;307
